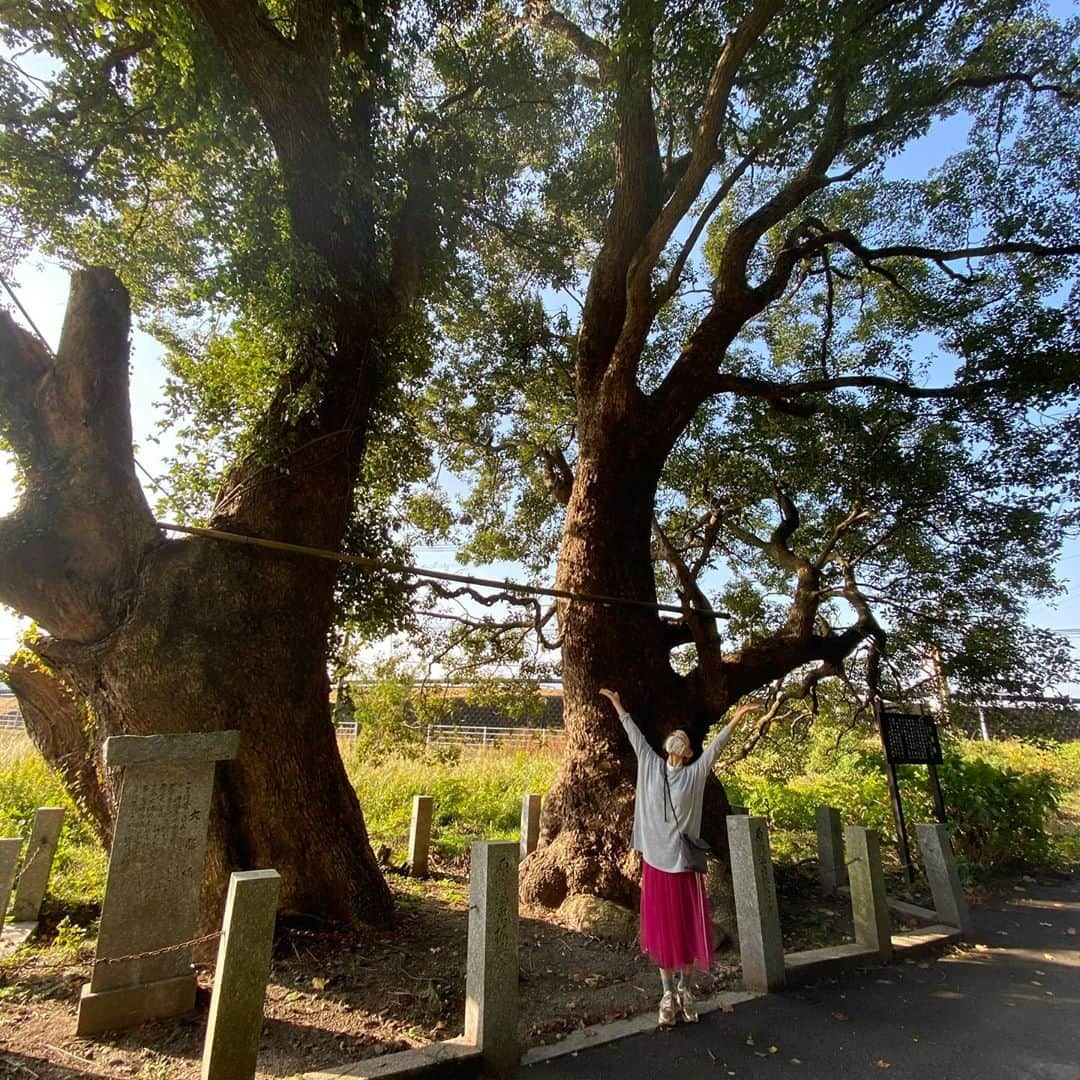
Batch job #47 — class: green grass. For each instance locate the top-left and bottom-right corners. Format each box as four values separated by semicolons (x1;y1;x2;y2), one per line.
0;733;107;915
342;743;561;860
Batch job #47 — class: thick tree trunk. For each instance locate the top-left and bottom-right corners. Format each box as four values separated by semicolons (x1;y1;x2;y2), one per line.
27;534;392;929
520;451;733;908
0;269;394;930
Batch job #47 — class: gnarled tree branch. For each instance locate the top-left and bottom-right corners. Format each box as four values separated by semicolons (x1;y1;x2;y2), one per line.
0;268;157;640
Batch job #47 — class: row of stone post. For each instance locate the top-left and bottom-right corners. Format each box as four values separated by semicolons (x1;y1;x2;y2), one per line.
730;811;970;994
1;806;65;935
407;792;543;877
816;806;971;933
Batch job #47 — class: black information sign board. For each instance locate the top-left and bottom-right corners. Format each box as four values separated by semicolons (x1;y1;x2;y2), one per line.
880;711;943;766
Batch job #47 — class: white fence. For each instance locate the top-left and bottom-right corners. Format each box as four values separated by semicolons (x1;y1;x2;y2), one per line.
424;724;564;750
0;710;25;731
334;721;563;750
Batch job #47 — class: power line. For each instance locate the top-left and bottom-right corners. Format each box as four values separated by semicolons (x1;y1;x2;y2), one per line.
158;521;731;622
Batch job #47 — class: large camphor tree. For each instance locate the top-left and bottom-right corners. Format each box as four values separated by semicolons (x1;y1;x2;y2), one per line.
414;0;1080;907
0;0;568;926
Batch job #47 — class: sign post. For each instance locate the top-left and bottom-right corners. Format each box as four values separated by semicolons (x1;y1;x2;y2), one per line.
875;705;945;884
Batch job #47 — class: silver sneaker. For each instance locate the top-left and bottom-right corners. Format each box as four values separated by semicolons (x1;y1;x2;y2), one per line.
658;990;677;1028
676;986;699;1023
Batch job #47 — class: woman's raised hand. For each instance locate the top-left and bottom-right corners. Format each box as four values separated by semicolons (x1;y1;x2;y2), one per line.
730;700;765;726
598;688;624;713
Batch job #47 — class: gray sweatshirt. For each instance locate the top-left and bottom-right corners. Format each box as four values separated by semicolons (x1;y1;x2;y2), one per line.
620;711;737;874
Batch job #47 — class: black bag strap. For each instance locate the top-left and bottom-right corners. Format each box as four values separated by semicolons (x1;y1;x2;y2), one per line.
662;765;679;825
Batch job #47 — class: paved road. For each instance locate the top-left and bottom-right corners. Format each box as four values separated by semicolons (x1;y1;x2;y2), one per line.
525;878;1080;1080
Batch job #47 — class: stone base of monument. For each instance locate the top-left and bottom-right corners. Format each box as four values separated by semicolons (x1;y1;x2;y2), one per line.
303;1036;481;1080
76;972;197;1036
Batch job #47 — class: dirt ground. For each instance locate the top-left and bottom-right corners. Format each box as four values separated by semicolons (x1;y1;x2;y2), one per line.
0;858;951;1080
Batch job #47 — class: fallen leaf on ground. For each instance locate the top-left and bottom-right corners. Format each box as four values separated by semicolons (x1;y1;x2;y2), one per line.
745;1033;755;1046
831;1012;849;1021
875;1060;892;1070
768;1045;779;1054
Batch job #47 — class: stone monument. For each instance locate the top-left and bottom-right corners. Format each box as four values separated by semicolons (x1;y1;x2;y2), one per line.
77;731;240;1035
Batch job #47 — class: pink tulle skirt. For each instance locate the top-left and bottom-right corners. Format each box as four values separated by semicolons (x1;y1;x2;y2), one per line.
639;860;715;971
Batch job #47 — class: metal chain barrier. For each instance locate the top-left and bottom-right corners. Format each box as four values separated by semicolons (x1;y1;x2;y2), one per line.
92;930;223;967
9;841;42;888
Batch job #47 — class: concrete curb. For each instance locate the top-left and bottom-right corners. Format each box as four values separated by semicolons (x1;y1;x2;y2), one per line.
303;1037;481;1080
521;989;761;1067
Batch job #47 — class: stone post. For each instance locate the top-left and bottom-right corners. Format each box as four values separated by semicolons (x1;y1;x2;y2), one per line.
465;840;519;1078
78;731;240;1036
727;816;785;992
201;870;281;1080
519;795;541;859
408;795;434;878
844;826;891;960
11;808;65;923
916;823;971;935
0;837;21;922
816;806;847;893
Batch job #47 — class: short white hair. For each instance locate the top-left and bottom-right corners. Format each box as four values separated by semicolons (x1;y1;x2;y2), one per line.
663;732;690;756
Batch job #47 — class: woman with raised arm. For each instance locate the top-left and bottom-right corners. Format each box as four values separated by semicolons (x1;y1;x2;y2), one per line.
599;687;760;1028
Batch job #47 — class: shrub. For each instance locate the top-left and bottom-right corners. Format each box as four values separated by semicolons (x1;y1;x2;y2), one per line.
728;734;1067;875
938;751;1061;871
